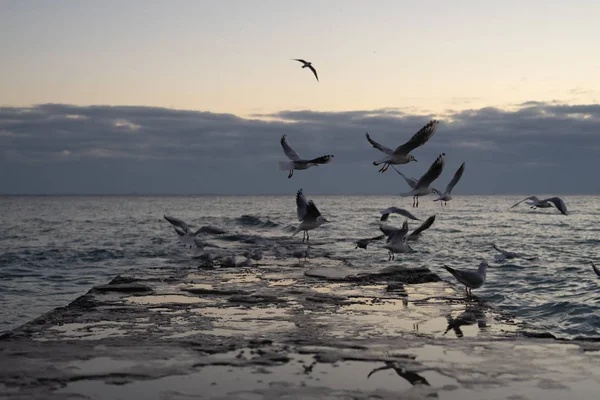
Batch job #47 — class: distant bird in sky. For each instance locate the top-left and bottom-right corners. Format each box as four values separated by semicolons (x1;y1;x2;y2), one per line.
510;196;568;215
366;120;439;172
433;162;466;206
292;59;319;82
278;135;334;178
293;189;330;242
400;153;446;207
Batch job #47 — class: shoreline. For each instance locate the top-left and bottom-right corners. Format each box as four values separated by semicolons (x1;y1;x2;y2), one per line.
2;256;600;399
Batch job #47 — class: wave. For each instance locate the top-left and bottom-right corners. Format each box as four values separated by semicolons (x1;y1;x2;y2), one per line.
236;215;279;228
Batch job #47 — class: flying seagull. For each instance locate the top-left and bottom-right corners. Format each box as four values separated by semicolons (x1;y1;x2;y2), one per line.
292;59;319;82
400;153;446;207
292;189;330;242
492;243;537;262
163;215;215;248
355;234;386;249
278;135;334;178
510;196;568;215
391;166;441;196
443;261;488;299
405;215;436;242
366;120;439;172
379;207;420;221
433;162;466;206
383;221;413;260
379;212;411;236
591;262;600;277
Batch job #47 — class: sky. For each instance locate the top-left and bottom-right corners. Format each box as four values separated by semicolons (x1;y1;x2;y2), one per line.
1;0;600;195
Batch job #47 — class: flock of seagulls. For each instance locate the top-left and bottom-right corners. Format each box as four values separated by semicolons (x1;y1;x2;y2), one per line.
161;59;592;303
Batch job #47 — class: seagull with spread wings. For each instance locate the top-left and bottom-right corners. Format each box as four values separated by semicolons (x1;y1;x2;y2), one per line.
510;196;568;215
391;166;441;196
405;215;436;242
400;153;446;207
433;162;466;206
366;120;439;172
292;59;319;82
278;135;334;178
292;189;330;243
382;220;413;260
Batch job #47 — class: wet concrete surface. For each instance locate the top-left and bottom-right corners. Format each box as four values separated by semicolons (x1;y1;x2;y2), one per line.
2;255;600;399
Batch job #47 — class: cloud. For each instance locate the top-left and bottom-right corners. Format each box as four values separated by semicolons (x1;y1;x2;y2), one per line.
1;102;599;194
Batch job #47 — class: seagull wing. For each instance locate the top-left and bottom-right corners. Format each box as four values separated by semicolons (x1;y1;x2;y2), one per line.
307;155;334;164
591;262;600;277
296;189;309;221
543;197;568;215
432;187;443;196
305;200;322;222
164;215;189;233
393;120;439;155
415;153;445;189
307;64;319;81
444;162;466;195
391;165;417;188
281;135;302;161
510;196;541;209
387;221;409;244
443;265;483;287
293;59;308;64
411;215;435;236
379;207;420;221
365;133;394;155
173;227;186;237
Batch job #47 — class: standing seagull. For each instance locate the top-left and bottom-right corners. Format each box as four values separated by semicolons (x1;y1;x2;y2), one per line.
443;261;488;299
366;120;439;172
400;153;446;207
293;189;330;242
292;59;319;82
391;166;441;196
278;135;334;178
433;162;466;206
510;196;568;215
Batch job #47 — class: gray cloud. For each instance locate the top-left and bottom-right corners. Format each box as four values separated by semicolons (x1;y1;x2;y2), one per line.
1;102;599;195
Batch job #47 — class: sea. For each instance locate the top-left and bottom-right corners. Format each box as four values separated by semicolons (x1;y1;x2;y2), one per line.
1;195;599;338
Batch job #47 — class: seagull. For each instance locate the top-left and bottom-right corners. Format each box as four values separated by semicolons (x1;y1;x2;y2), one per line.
510;196;568;215
379;213;406;237
380;207;420;221
491;243;537;262
405;215;436;242
433;162;466;206
278;135;334;178
366;120;439;172
163;215;205;248
383;221;413;260
293;189;330;242
292;59;319;82
591;262;600;277
391;166;441;196
355;235;385;249
400;153;446;207
443;261;488;299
